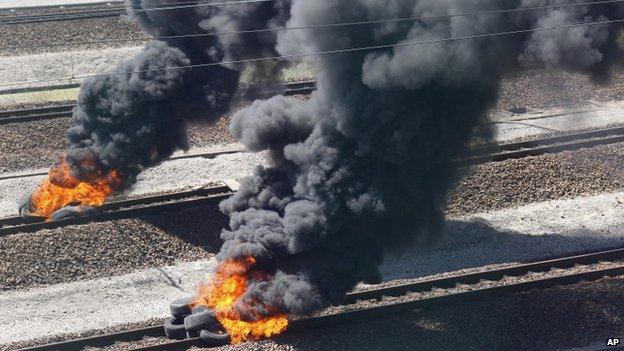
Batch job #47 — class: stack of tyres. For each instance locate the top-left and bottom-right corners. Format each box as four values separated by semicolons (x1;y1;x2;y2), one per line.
164;296;231;346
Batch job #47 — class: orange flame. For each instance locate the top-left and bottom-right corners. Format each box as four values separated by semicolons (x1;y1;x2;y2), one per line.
195;257;288;344
30;156;121;218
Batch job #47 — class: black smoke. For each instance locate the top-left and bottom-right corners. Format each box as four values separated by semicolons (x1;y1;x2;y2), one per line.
216;0;624;320
65;0;290;187
43;0;624;322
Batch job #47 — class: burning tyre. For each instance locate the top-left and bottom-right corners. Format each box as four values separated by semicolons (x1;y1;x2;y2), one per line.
20;157;121;220
184;310;220;335
165;296;230;346
18;196;34;218
49;205;98;221
19;194;98;221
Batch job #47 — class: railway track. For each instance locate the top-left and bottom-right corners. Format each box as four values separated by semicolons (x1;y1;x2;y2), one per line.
0;80;317;125
17;245;624;351
0;145;245;182
0;104;75;124
0;82;81;96
0;181;235;237
0;2;125;25
0;8;124;25
1;124;622;184
456;125;624;166
0;125;622;235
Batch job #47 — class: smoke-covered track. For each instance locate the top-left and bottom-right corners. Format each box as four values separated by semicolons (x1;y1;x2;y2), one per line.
0;145;245;181
16;246;624;351
0;182;235;237
0;80;317;125
2;124;623;184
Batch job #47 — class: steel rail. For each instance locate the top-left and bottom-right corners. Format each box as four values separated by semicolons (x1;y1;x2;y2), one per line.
17;246;624;351
343;245;624;303
0;124;622;184
469;126;624;155
0;82;81;96
456;129;624;166
130;266;624;350
0;10;124;25
0;3;126;25
0;104;75;124
0;1;123;12
0;80;317;125
0;183;234;237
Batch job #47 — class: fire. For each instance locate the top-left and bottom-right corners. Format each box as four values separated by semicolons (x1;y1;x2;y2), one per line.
195;257;289;344
30;156;121;218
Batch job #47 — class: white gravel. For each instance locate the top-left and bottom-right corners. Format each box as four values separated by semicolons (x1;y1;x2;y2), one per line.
0;259;213;345
379;190;624;281
0;46;313;92
0;46;142;90
0;144;268;217
486;100;624;143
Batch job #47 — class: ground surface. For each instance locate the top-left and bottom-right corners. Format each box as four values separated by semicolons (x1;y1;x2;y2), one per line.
1;14;624;351
0;0;118;8
201;276;624;351
2;189;624;348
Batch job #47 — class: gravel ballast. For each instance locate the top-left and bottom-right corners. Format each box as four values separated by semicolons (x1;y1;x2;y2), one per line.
446;141;624;216
2;139;620;221
0;117;71;172
199;274;624;351
494;68;624;114
0;12;145;56
0;139;621;292
2;186;623;293
0;116;236;173
0;205;225;291
5;270;624;351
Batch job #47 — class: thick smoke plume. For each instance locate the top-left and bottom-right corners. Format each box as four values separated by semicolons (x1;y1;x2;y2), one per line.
47;0;624;324
65;0;289;187
216;0;624;320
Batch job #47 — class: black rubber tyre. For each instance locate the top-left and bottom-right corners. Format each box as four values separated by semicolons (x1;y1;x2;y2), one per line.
191;305;210;314
184;310;219;333
164;316;187;340
50;206;97;221
200;330;231;346
18;196;32;218
170;296;195;317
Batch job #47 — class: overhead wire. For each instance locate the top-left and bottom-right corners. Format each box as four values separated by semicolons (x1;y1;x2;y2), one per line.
0;0;274;22
1;0;622;23
4;0;624;51
1;4;624;88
